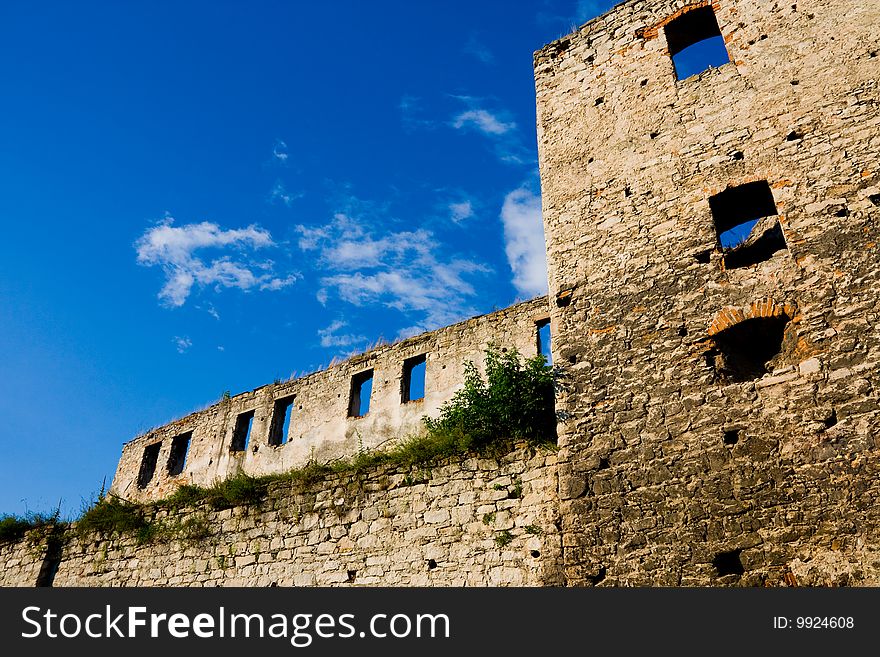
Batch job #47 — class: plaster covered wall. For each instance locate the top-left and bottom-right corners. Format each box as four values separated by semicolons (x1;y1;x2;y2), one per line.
535;0;880;585
111;297;550;503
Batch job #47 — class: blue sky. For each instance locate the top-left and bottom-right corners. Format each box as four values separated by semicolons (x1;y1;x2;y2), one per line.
0;1;623;517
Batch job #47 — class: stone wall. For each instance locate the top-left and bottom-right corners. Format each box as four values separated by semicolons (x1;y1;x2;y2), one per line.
535;0;880;585
2;447;561;587
112;297;550;504
0;535;46;587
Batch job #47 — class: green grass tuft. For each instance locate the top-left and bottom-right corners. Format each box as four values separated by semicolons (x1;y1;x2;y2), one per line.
77;496;150;539
0;512;60;543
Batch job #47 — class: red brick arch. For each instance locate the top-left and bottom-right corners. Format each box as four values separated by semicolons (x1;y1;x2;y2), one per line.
636;1;721;40
708;298;797;337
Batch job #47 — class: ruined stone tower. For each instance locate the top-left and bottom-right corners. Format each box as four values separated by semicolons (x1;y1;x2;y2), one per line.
535;0;880;584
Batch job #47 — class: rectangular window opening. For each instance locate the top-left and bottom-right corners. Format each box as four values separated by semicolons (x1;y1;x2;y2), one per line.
166;431;192;476
268;396;295;446
401;355;427;403
348;369;374;417
230;410;255;452
665;6;731;80
137;442;161;489
709;180;786;268
536;319;553;364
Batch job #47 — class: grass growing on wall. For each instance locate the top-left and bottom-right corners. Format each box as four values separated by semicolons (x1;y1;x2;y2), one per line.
14;345;556;544
0;511;61;544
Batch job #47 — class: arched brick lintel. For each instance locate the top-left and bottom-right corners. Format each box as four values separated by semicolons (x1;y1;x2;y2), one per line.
708;298;797;337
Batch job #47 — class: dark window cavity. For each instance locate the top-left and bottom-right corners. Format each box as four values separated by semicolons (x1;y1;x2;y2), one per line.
268;395;295;446
536;319;552;364
723;429;740;445
348;369;374;417
709;181;786;268
665;6;731;80
713;549;745;576
231;410;255;452
137;442;161;489
166;432;192;476
401;355;427;403
711;314;791;382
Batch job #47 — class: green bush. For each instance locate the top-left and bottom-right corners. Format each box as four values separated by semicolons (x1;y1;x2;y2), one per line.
423;345;556;451
0;508;62;544
77;496;150;538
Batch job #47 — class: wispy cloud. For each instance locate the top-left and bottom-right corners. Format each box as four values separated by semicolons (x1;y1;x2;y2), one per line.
172;336;192;353
399;95;438;132
500;183;548;297
135;215;296;307
538;0;614;31
318;319;366;348
449;200;475;223
196;303;221;320
448;96;532;165
463;35;494;64
452;109;515;136
272;139;289;163
297;207;490;337
269;180;301;206
573;0;609;23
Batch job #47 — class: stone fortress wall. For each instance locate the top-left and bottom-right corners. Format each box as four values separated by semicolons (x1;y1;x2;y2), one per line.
4;447;561;587
111;297;551;504
3;0;880;587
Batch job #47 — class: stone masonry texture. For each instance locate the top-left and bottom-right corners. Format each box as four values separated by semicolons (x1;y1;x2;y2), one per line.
2;0;879;587
536;0;880;585
4;448;562;587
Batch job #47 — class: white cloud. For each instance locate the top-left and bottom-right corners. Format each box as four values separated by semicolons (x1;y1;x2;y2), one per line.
452;109;515;135
449;200;474;223
272;139;288;163
500;185;549;297
318;320;366;348
449;98;533;165
172;336;192;353
135;216;295;307
298;210;490;336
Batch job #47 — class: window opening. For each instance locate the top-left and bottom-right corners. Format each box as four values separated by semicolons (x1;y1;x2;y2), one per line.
231;410;255;451
401;355;426;403
348;370;374;417
137;442;161;488
166;432;192;476
711;314;791;382
709;180;786;268
536;319;552;364
665;6;731;80
268;396;295;446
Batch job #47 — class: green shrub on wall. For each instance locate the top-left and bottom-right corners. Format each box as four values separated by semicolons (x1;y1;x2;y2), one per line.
423;345;556;450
